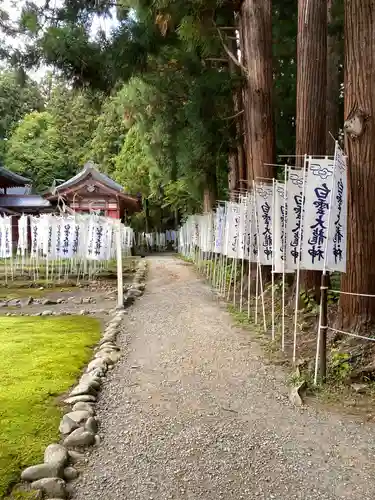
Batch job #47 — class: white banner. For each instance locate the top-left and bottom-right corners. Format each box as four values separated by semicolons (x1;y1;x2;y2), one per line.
238;198;249;260
301;158;335;270
273;181;290;273
0;216;12;258
17;215;28;256
224;202;240;258
285;169;306;270
214;206;225;254
255;184;273;265
326;144;347;272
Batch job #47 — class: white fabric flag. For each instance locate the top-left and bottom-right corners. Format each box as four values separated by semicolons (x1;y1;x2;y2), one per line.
326;144;347;272
238;197;250;260
224;202;240;258
214;206;225;254
17;215;28;256
273;181;290;273
255;184;273;265
301;158;335;270
285;169;306;270
0;216;12;258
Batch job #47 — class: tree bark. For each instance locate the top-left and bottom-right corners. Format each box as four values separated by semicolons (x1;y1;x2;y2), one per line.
227;31;246;195
203;187;216;212
338;0;375;330
240;0;275;183
326;0;341;154
228;152;239;194
296;0;327;298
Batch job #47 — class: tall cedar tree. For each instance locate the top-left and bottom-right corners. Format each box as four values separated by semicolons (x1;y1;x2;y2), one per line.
240;0;275;184
338;0;375;330
296;0;327;299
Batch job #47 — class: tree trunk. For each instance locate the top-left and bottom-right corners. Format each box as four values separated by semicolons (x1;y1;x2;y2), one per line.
227;32;245;195
228;152;239;195
240;0;275;183
296;0;327;298
326;0;341;154
338;0;375;331
203;187;216;212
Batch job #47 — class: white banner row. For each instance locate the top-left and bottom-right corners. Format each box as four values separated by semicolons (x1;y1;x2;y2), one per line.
0;213;134;261
179;143;347;273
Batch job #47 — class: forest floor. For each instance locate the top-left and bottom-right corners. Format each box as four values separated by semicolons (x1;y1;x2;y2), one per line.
72;255;375;500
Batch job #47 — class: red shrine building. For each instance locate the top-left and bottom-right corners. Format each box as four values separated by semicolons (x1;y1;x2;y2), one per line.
44;161;141;219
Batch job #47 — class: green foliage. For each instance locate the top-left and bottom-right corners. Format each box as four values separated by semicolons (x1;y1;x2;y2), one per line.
0;69;43;161
299;289;319;313
113;124;154;198
5;84;101;191
328;349;351;382
0;315;100;498
5;111;70;191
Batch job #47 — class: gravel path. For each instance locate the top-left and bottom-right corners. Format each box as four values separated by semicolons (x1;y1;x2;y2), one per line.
74;255;375;500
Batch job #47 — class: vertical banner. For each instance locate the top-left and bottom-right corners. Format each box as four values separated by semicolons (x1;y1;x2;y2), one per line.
255;183;273;265
285;168;306;270
249;195;258;263
326;143;347;272
301;158;334;270
224;202;240;258
214;206;225;254
273;181;288;273
17;215;28;256
238;197;249;260
0;216;12;258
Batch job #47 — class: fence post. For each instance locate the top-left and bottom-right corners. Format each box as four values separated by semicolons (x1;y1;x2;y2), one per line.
319;272;329;381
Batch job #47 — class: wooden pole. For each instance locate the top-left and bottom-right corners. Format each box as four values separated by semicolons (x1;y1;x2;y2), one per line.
116;219;124;309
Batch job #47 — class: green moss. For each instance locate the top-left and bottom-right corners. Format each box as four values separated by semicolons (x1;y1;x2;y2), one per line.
0;316;101;498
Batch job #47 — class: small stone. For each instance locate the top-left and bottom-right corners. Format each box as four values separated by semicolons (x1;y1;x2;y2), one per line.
95;351;121;364
80;309;89;315
63;466;79;481
289;380;306;407
59;415;79;435
64;410;91;424
85;416;99;434
57;298;65;304
94;434;101;446
72;402;95;415
87;358;107;372
70;383;97;397
63;427;95;448
44;444;69;467
31;477;66;498
67;450;85;464
64;395;96;405
128;288;142;298
79;374;101;390
351;383;368;394
21;463;63;482
7;298;20;306
41;310;53;316
42;298;57;305
20;296;33;306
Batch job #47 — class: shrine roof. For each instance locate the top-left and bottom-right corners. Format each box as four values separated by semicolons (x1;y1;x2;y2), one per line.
0;194;51;208
0;166;31;188
54;161;126;194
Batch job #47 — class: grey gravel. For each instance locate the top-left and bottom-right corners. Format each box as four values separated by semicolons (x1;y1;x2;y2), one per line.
73;256;375;500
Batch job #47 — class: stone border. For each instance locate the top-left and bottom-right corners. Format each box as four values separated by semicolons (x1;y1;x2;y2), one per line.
16;259;147;499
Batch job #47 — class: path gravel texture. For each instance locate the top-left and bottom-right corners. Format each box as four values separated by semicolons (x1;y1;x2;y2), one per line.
74;255;375;500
